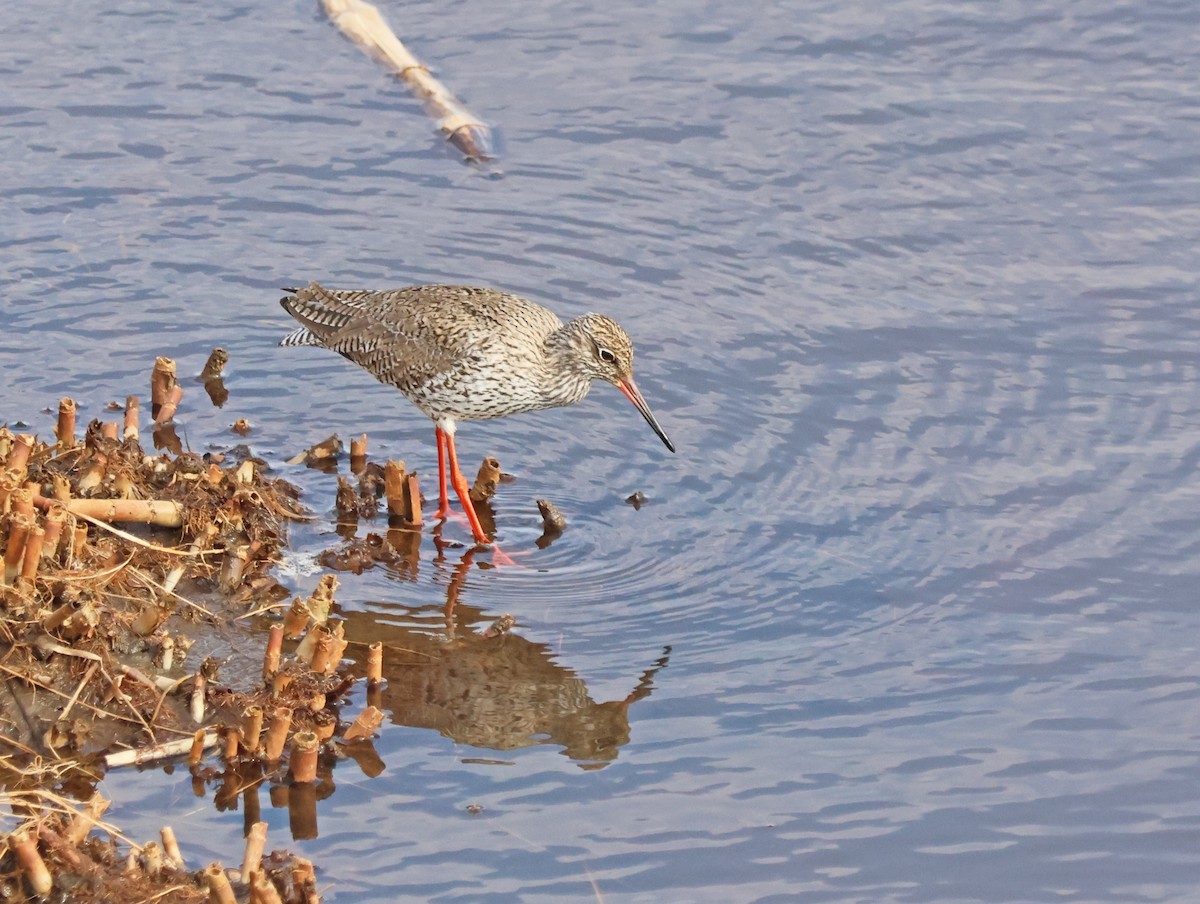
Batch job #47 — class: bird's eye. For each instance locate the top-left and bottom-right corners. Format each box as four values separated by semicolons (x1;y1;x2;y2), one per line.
598;347;617;364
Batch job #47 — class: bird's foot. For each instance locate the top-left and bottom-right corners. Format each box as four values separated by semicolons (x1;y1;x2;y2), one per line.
480;541;528;569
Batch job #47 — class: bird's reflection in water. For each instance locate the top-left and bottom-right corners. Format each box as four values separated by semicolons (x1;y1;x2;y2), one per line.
340;537;670;770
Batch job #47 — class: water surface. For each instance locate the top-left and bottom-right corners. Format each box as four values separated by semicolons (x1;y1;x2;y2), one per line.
5;0;1200;900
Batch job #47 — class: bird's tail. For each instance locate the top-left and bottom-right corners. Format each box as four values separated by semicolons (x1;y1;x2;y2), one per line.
279;282;367;346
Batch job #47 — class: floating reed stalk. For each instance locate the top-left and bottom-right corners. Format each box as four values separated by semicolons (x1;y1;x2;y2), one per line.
263;706;293;761
288;731;320;784
124;395;140;441
10;828;53;896
321;0;494;161
343;705;384;742
56;398;77;448
32;495;184;527
481;613;516;639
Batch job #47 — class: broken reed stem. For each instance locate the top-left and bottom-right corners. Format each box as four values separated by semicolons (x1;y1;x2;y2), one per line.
349;433;367;473
188;729;209;766
70;523;88;566
469;456;501;503
288;731;320;784
250;870;285;904
281;599;309;640
263;706;293;761
41;506;64;561
263;624;284;681
10;485;33;518
191;672;207;723
161;825;184;869
124;395;140;442
241;821;269;884
64;794;110;846
201;347;228;379
203;863;238;904
326;622;348;676
150;356;177;421
367;641;383;685
0;472;17;515
20;525;44;581
100;421;119;441
405;473;422;526
56;398;77;449
308;626;333;673
242;704;264;755
163;523;218;597
383;460;406;518
10;828;53;896
5;434;34;475
4;513;31;585
223;725;240;762
155;383;184;425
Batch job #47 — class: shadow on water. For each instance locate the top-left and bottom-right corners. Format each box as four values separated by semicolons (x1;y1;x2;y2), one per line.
343;600;670;771
338;534;671;771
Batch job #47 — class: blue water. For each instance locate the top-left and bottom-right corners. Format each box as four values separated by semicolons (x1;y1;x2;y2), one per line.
6;0;1200;900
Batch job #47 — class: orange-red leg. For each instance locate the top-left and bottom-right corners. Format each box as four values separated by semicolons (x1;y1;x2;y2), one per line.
442;431;490;545
434;427;453;520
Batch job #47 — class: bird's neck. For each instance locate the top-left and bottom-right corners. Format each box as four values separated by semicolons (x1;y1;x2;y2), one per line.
541;322;595;407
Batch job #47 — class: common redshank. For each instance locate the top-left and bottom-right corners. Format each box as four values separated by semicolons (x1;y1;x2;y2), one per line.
279;282;674;545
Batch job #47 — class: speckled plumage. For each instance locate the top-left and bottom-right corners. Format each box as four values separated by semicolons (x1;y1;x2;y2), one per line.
279;281;673;545
282;283;623;426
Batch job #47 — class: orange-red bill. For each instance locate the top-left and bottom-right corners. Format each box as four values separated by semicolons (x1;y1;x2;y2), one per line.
618;378;675;453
